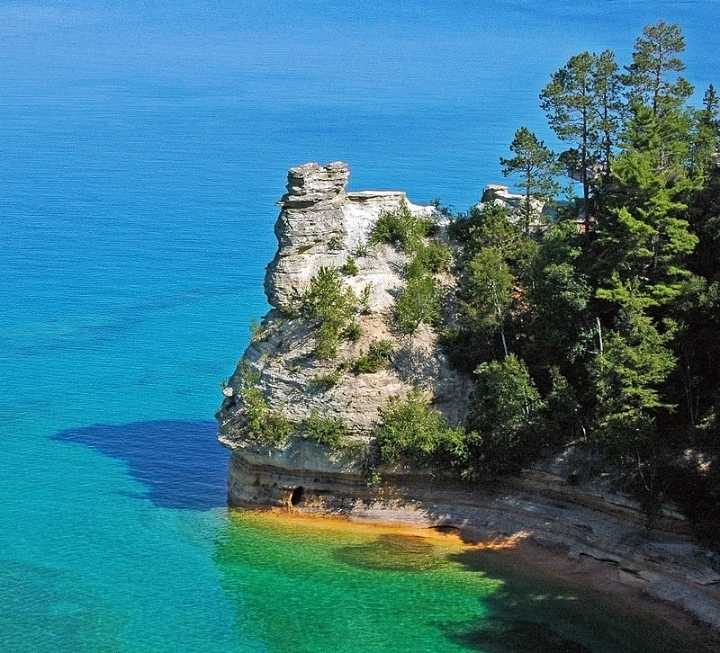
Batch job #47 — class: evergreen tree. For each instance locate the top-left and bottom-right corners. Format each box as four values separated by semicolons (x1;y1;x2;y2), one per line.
526;221;592;363
690;85;720;174
591;50;624;183
596;104;697;305
592;287;677;520
540;52;596;223
500;127;560;233
624;21;693;117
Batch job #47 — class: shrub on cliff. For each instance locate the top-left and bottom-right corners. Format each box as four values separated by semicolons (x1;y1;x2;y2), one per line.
370;200;432;252
301;267;358;359
414;241;452;273
303;411;348;448
393;267;441;333
340;257;359;276
351;339;394;374
375;390;467;467
239;365;293;446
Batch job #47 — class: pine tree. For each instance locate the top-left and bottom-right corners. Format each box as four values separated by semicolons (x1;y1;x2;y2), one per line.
591;50;624;183
500;127;560;233
690;85;720;174
541;52;596;224
624;21;693;117
596;104;697;305
592;285;677;520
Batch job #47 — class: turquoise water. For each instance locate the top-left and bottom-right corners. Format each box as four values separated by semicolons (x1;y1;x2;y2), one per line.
1;2;719;651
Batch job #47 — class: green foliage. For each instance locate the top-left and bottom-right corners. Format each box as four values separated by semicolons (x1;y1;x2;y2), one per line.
460;248;513;332
341;257;359;276
343;321;362;342
393;267;441;333
592;294;677;450
370;199;432;252
414;241;452;273
542;367;583;445
327;235;343;251
592;49;624;180
540;49;624;214
690;85;720;174
352;340;394;375
468;355;545;473
596;103;698;306
302;411;348;448
375;390;467;466
624;21;693;117
353;242;370;258
239;365;293;446
301;267;358;359
526;221;592;361
359;284;372;314
310;368;344;391
500;127;560;232
249;319;270;343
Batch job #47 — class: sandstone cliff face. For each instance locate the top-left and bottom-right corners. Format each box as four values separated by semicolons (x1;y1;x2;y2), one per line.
217;161;471;448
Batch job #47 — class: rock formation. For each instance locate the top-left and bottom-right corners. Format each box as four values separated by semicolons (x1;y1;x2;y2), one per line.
217;161;469;445
217;161;720;635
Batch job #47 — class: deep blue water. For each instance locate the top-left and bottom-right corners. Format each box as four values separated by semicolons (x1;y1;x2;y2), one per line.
2;2;719;651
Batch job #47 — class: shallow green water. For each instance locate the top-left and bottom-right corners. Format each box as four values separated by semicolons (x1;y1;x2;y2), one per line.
212;512;697;653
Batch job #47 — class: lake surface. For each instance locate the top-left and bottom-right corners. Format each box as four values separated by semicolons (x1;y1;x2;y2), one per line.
2;2;719;651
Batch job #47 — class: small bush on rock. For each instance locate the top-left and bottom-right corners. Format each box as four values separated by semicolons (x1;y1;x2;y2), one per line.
352;339;394;374
303;411;348;448
375;390;467;466
310;368;344;390
301;267;358;359
393;270;441;333
415;241;452;273
341;257;359;276
239;365;293;446
370;200;432;252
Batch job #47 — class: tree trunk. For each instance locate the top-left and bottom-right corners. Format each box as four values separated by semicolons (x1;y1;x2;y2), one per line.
582;102;590;231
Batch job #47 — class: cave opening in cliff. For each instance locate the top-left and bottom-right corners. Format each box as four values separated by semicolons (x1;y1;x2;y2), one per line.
290;486;304;506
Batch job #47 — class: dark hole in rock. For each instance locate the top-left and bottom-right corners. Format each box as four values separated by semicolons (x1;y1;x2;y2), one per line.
290;486;304;506
433;524;460;534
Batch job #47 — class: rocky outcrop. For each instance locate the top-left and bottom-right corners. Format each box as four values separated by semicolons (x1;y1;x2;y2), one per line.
217;161;720;635
217;161;470;443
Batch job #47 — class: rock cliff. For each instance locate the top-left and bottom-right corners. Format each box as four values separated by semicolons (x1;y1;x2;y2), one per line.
217;161;720;636
218;161;470;442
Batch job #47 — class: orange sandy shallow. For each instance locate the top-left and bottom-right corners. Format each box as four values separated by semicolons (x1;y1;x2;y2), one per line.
229;505;528;550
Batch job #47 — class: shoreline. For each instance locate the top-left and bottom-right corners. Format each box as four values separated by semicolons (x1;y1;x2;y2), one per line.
229;505;720;651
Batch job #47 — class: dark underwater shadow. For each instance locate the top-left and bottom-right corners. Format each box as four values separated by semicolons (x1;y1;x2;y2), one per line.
444;618;591;653
334;534;443;572
54;420;228;510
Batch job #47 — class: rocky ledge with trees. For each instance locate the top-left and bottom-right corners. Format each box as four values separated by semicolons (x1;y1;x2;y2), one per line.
216;22;720;635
